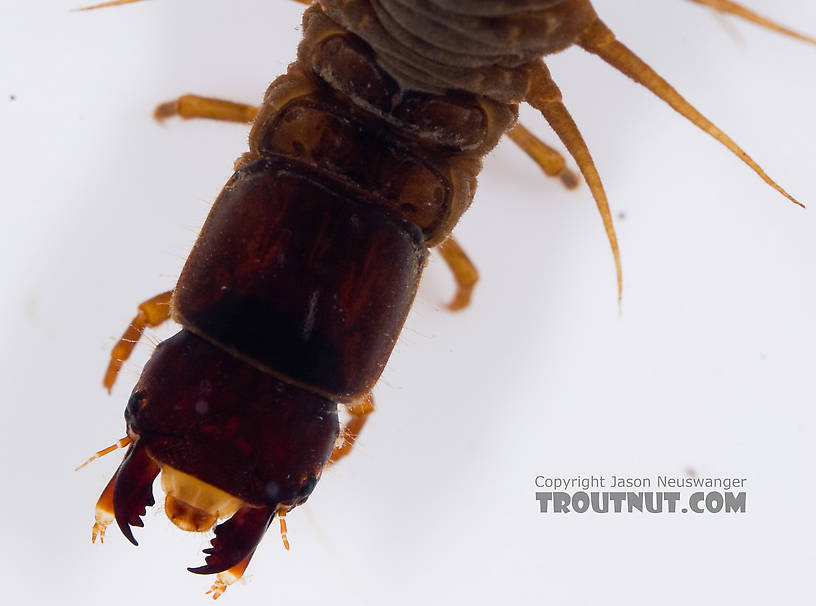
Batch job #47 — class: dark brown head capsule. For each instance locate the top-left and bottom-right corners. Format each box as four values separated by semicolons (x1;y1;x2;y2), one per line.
99;328;339;574
93;150;426;588
83;0;810;598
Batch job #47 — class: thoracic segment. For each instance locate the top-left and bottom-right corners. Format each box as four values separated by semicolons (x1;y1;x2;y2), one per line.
315;0;803;302
87;0;809;597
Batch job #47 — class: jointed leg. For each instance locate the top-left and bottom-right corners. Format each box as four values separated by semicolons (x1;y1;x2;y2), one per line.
91;472;117;544
103;290;173;392
206;552;256;600
155;95;259;124
526;63;623;301
76;0;312;11
74;0;149;10
576;18;802;209
437;237;479;312
327;394;375;467
507;124;579;189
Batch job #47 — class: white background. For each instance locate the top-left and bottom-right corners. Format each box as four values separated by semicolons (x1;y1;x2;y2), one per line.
2;0;815;604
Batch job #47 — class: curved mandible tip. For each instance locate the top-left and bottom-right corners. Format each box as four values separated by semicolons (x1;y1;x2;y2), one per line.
188;505;276;575
112;443;161;546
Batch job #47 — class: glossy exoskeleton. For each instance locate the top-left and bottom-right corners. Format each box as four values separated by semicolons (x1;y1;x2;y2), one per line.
91;3;517;595
83;0;810;597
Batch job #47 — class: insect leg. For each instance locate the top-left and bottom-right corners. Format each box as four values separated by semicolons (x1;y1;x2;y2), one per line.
327;394;375;467
206;551;256;600
75;0;312;11
103;290;173;392
73;0;149;10
686;0;816;46
154;95;259;124
91;472;117;544
437;237;479;311
526;63;623;301
507;124;580;190
576;17;803;208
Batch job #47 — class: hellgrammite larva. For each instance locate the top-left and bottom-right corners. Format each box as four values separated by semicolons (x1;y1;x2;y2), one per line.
76;0;812;598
